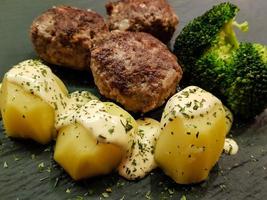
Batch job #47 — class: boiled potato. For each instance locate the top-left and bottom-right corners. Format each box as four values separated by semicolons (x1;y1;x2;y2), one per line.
1;78;55;144
54;100;137;180
0;60;69;144
53;74;68;95
104;102;138;134
155;86;227;184
55;91;99;129
54;123;123;180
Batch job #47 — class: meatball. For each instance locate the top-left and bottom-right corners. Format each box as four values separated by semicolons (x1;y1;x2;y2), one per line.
30;6;108;70
90;31;182;113
105;0;179;43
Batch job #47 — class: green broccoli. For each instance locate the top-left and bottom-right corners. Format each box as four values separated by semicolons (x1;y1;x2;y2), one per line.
174;2;267;120
174;3;239;81
226;43;267;118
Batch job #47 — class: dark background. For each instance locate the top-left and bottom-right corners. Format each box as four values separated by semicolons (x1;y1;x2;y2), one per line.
0;0;267;199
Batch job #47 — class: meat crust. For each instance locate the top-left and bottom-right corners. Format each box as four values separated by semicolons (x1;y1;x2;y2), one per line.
91;31;183;113
30;6;108;70
106;0;179;43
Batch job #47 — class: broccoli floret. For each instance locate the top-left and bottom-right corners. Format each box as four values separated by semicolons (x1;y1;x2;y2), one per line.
174;2;250;94
174;3;239;78
188;17;248;96
173;2;266;120
192;52;229;97
226;43;267;119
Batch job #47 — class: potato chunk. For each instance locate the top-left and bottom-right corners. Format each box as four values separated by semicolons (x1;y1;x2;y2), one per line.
155;86;227;184
1;79;55;144
54;100;137;180
104;102;138;134
0;60;74;144
53;74;68;95
54;123;123;180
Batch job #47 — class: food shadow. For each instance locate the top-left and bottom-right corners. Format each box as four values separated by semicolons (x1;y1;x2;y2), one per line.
150;165;221;200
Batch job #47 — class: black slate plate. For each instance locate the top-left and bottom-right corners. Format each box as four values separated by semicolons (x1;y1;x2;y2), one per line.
0;0;267;200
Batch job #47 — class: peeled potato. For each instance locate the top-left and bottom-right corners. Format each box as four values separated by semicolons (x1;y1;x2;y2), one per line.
54;100;137;180
0;59;73;144
0;78;55;144
54;123;123;180
104;102;138;134
155;86;227;184
53;74;68;95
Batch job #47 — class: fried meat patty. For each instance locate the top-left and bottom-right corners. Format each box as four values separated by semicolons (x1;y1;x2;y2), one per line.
30;6;108;70
106;0;178;43
91;31;182;113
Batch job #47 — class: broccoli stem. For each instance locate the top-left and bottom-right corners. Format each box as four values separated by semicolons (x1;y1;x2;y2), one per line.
220;20;249;50
223;20;239;49
232;21;249;32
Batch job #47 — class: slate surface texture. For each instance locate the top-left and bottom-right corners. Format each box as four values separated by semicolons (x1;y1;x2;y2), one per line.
0;0;266;199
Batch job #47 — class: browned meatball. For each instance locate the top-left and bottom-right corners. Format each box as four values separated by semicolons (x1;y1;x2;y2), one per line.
30;6;108;70
106;0;178;43
90;31;182;113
